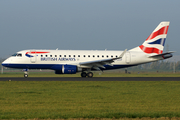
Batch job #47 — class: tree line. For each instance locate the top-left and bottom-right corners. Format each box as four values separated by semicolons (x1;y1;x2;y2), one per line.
128;60;179;72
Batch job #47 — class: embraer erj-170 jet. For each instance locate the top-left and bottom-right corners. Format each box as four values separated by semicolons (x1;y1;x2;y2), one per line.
2;21;174;78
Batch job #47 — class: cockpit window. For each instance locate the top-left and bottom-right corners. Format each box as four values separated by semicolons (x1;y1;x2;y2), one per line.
17;53;22;57
11;53;22;57
12;53;17;56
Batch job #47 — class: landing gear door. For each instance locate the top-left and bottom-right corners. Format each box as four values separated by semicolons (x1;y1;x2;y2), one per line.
30;51;37;63
126;51;131;64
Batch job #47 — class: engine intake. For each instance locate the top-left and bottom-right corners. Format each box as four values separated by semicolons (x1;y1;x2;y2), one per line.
62;65;77;74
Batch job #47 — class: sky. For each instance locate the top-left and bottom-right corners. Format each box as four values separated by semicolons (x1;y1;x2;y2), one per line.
0;0;180;59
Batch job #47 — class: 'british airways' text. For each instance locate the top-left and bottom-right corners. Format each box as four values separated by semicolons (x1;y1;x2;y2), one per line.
41;57;76;61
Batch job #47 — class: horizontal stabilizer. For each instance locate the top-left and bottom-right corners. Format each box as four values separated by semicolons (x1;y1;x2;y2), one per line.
149;51;175;59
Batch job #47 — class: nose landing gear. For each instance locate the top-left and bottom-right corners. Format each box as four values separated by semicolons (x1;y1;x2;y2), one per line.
23;69;29;78
24;73;28;78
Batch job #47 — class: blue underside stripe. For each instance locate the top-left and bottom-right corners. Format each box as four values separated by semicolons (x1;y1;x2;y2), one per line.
2;63;137;70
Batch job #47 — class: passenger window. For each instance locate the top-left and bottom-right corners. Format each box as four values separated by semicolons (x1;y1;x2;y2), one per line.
97;55;99;57
88;55;90;57
78;55;80;57
50;55;52;57
93;55;95;57
46;55;48;57
84;55;86;57
107;55;108;58
111;55;113;58
74;55;75;57
69;55;71;57
55;55;57;57
102;55;104;58
64;55;66;57
41;55;43;57
116;55;118;58
59;55;61;57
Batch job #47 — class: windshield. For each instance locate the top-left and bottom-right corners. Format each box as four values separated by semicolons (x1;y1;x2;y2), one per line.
17;53;22;57
12;53;17;56
11;53;22;57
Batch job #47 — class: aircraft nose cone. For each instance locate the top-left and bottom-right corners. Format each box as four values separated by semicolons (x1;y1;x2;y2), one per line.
1;59;10;67
2;61;7;67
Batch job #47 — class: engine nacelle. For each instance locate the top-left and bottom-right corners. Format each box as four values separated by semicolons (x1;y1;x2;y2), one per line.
62;65;77;74
53;65;77;74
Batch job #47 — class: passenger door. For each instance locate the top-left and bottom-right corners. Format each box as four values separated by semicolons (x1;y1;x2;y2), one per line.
30;51;37;63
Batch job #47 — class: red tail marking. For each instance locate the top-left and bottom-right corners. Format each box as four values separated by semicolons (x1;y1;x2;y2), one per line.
146;26;169;41
139;45;162;54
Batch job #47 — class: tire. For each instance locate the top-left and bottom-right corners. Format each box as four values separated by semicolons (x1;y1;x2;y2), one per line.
81;72;87;78
87;72;93;78
24;74;28;78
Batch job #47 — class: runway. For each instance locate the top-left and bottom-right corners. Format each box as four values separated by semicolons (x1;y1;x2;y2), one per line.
0;77;179;81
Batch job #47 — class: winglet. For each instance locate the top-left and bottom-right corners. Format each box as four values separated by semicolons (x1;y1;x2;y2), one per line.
112;49;127;60
119;49;127;58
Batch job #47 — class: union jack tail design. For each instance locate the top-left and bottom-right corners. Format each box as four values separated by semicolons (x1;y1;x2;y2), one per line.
130;21;170;54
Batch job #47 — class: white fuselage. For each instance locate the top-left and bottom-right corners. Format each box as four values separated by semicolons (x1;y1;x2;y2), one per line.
2;49;162;71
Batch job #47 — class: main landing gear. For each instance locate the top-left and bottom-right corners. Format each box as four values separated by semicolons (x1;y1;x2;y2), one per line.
81;72;93;78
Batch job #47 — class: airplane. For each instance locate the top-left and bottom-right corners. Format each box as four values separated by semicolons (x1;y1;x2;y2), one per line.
2;21;174;78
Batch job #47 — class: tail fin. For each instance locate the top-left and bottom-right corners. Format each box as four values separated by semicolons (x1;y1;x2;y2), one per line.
130;21;170;54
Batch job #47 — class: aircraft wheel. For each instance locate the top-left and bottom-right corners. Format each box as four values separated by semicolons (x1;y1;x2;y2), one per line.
87;72;93;78
24;74;28;78
81;72;87;78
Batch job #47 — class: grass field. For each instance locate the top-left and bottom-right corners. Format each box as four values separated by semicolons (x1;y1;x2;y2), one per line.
1;81;180;119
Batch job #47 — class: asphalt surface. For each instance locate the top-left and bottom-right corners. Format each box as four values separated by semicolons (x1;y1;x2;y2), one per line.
0;77;179;81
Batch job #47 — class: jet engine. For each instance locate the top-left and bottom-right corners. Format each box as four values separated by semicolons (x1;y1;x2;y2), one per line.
53;65;77;74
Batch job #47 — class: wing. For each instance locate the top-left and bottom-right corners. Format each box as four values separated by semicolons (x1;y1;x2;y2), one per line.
78;49;127;70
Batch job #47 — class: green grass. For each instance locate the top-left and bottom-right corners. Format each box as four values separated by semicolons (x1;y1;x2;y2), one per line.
1;71;180;77
0;81;180;119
